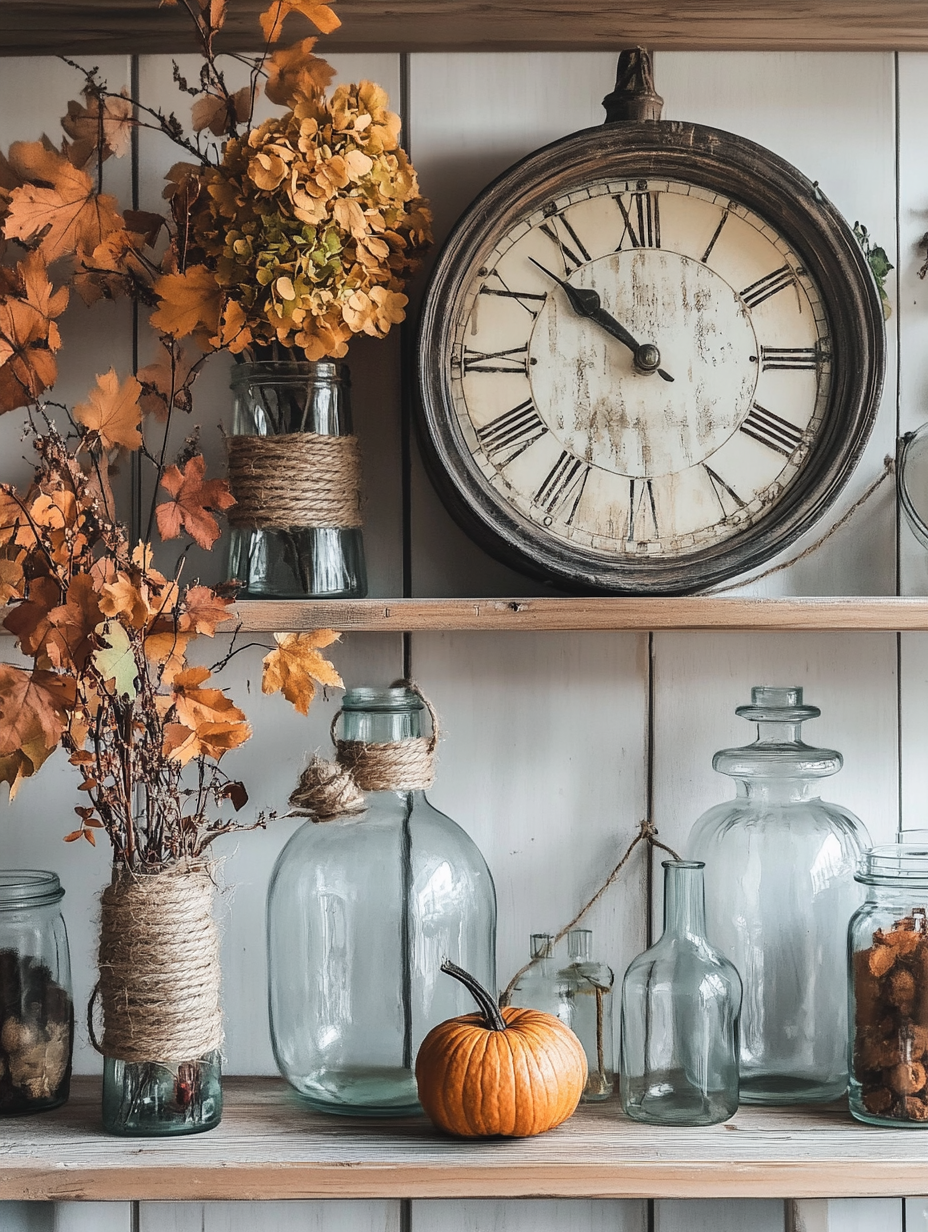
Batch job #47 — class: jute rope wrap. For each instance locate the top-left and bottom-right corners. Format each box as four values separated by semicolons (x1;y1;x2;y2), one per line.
288;685;439;820
94;867;223;1064
226;432;362;530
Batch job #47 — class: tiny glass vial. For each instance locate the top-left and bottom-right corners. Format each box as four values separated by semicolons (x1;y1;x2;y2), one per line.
0;871;73;1114
509;934;563;1017
559;929;614;1101
621;860;741;1126
849;834;928;1126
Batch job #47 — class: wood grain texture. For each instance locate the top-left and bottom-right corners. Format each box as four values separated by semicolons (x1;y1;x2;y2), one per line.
655;1199;785;1232
227;596;928;631
139;1201;399;1232
6;1077;928;1201
3;2;928;55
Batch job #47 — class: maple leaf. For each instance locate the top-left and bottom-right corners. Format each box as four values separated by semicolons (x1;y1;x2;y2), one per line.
136;342;198;421
93;620;139;698
163;665;250;764
191;85;257;136
143;628;191;685
5;157;124;265
46;573;104;671
260;0;340;43
265;39;335;106
62;90;134;167
73;368;143;450
73;228;151;306
156;454;235;550
4;575;62;662
0;253;68;414
0;556;25;604
150;265;221;345
0;737;55;800
98;572;150;628
179;585;235;635
261;629;342;715
0;664;76;757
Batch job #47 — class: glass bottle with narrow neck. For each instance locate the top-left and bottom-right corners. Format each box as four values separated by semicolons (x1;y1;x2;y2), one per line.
621;861;741;1125
559;929;614;1100
509;934;563;1018
267;687;496;1115
687;686;870;1104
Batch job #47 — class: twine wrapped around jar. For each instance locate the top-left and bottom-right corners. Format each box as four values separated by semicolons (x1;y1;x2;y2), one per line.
93;866;222;1064
288;684;439;821
226;432;362;531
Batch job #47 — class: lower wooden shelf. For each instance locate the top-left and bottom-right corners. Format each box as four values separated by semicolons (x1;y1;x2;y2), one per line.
2;1076;927;1202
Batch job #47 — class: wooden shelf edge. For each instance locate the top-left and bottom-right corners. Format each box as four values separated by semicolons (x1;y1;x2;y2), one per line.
230;596;928;633
4;1078;928;1202
3;2;928;56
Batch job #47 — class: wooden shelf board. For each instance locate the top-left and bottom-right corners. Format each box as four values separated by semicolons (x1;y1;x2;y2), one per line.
3;2;928;55
230;596;928;633
3;1077;928;1201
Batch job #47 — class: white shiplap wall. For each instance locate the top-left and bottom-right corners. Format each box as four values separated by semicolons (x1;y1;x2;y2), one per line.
0;41;920;1232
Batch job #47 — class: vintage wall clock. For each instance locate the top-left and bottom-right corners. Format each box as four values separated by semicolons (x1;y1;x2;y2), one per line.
416;52;885;594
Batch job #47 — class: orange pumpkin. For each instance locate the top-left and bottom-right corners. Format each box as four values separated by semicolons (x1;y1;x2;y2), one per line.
415;959;587;1138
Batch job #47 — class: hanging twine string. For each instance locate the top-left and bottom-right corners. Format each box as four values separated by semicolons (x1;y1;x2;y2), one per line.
498;819;680;1007
701;456;895;596
89;866;222;1064
226;432;362;530
288;683;439;820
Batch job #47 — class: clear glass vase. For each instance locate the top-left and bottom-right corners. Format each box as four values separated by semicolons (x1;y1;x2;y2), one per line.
620;860;741;1126
687;685;870;1104
848;834;928;1127
267;686;497;1115
509;933;563;1016
102;1052;222;1136
226;360;367;599
559;930;615;1101
0;871;73;1115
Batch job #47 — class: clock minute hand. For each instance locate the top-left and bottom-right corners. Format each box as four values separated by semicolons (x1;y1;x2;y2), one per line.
529;257;674;383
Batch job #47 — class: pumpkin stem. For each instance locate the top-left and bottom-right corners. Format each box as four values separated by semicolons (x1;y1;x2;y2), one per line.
440;959;508;1032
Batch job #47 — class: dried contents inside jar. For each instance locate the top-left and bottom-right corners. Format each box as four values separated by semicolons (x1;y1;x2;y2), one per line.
0;949;72;1112
853;910;928;1121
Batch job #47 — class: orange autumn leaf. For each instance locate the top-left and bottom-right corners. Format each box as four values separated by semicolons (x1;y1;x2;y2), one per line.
5;155;124;265
191;85;257;136
261;629;342;715
164;665;250;764
156;453;234;550
260;0;340;43
150;264;221;345
0;296;60;413
136;343;198;420
62;91;135;167
0;555;25;604
74;368;143;451
3;575;62;661
265;38;335;106
98;572;150;629
45;573;104;671
0;664;76;757
143;627;191;685
179;585;235;635
0;736;56;800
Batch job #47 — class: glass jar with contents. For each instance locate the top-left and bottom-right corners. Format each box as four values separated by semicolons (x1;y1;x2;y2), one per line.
0;871;73;1114
849;834;928;1126
558;930;614;1101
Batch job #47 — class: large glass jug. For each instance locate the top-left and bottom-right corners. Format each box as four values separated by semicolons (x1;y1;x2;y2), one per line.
267;686;497;1115
687;686;869;1104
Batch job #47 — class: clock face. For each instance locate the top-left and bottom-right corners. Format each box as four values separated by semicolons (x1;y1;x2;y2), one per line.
419;123;883;593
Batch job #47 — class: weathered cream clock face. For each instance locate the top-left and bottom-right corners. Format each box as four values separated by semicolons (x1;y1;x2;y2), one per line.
450;178;831;557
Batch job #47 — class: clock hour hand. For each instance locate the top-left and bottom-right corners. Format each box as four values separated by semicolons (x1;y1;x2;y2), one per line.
529;257;674;383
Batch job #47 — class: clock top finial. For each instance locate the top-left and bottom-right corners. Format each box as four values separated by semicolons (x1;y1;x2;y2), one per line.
603;48;664;124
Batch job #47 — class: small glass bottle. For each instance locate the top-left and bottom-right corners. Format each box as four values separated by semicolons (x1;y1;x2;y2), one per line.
102;1053;222;1137
0;871;73;1114
559;929;614;1101
849;834;928;1126
226;360;367;599
509;934;563;1017
621;860;741;1126
687;686;870;1104
267;686;497;1115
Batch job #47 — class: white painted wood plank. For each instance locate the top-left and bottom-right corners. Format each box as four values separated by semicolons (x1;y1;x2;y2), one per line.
413;1199;646;1232
55;1204;133;1232
140;1201;399;1232
413;630;648;1046
657;51;897;597
656;1199;784;1232
809;1200;904;1232
407;51;618;596
134;52;404;596
905;1200;928;1230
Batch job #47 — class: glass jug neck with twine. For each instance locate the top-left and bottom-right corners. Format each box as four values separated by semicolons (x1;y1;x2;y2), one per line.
288;684;439;821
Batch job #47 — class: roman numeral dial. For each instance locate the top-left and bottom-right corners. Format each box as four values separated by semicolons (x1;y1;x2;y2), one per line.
450;176;831;558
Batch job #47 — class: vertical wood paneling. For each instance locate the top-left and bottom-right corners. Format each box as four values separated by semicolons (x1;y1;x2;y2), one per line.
139;1201;399;1232
656;1199;784;1232
0;1205;55;1231
412;1199;645;1232
54;1204;133;1231
657;51;898;597
905;1200;928;1230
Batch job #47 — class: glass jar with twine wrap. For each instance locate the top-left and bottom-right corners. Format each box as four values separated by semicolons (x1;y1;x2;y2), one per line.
225;360;367;599
267;683;497;1114
90;864;223;1136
